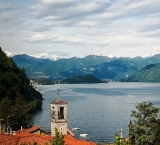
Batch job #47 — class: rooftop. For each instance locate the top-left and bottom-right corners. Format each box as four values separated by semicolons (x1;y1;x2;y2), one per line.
0;126;96;145
0;133;96;145
50;98;68;105
16;125;41;134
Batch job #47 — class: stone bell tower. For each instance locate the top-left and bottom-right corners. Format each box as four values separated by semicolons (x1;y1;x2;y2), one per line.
50;98;68;136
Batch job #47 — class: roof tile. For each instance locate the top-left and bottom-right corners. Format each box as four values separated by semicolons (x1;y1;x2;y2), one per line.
0;134;19;145
16;133;53;145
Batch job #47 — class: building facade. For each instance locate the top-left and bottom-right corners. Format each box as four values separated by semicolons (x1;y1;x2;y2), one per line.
50;98;68;136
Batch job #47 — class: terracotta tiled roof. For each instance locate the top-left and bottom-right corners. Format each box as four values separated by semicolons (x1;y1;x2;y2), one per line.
0;134;19;145
64;134;76;140
0;132;96;145
16;133;53;145
16;125;41;134
65;139;96;145
64;134;96;145
50;98;68;104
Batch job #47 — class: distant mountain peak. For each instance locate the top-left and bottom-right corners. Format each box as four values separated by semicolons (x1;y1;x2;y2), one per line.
31;53;59;61
4;51;14;57
108;55;115;58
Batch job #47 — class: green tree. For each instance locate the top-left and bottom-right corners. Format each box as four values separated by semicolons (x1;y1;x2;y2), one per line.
0;95;32;129
130;102;159;145
128;120;135;145
11;93;31;130
114;133;120;145
154;119;160;145
50;128;64;145
114;133;129;145
0;97;12;124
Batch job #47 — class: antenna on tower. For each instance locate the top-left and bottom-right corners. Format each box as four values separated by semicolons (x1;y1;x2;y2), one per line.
57;89;60;98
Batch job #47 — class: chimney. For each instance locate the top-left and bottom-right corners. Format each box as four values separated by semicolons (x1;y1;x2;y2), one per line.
21;126;23;132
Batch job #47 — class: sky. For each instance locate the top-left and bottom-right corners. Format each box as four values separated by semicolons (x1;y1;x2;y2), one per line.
1;0;160;58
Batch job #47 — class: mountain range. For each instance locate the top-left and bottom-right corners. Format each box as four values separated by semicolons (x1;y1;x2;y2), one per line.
11;53;160;82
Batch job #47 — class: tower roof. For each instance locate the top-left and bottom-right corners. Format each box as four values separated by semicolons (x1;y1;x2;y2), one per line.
50;98;67;104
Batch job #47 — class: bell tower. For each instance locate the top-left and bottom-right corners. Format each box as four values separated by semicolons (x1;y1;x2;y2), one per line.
50;98;68;136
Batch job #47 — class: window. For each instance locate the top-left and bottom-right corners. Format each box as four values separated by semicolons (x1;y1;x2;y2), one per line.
58;107;64;119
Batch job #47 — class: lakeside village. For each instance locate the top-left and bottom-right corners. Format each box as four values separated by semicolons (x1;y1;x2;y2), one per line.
0;97;127;145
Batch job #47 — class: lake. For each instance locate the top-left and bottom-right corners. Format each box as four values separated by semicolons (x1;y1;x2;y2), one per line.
32;82;160;143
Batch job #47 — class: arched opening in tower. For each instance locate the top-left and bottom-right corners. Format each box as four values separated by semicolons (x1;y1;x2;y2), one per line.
58;107;64;119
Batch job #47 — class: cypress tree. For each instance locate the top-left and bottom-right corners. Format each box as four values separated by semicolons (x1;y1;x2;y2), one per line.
128;120;135;145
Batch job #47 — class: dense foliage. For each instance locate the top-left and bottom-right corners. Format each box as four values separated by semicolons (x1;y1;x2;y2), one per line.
128;121;135;145
0;95;32;130
130;102;159;145
0;47;43;129
114;133;131;145
154;119;160;145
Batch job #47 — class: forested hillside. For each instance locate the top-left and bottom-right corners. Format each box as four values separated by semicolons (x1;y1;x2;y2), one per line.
60;74;103;84
121;63;160;82
0;47;43;130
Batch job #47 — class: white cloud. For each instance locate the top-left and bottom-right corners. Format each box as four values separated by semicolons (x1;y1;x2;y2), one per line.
27;34;52;42
27;34;83;44
78;21;99;27
1;0;160;58
42;0;73;4
78;2;97;11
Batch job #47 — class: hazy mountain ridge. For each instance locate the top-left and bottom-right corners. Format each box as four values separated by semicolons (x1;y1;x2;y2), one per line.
121;63;160;82
61;59;138;81
12;54;53;77
12;53;160;81
12;54;116;80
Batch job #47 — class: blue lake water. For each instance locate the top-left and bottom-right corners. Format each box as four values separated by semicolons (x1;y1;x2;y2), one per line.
32;82;160;143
